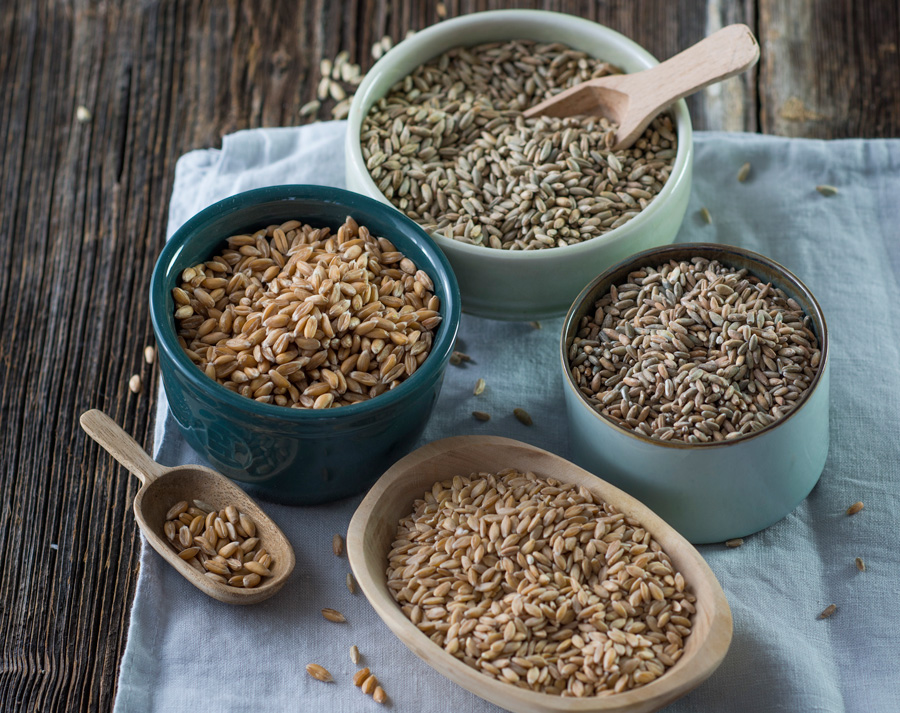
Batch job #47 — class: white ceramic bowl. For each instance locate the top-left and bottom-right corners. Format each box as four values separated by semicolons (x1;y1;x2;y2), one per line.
560;244;830;544
345;10;693;321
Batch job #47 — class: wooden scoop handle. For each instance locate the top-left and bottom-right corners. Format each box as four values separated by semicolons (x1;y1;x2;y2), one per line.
614;24;759;143
80;409;166;485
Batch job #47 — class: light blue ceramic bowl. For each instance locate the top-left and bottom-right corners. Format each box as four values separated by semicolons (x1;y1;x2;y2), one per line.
149;186;461;505
560;244;829;544
345;9;693;321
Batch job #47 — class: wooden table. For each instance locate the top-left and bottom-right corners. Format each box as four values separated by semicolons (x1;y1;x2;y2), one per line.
1;1;897;709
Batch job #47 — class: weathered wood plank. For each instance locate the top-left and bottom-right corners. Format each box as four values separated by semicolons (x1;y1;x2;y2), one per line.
759;0;900;137
0;0;897;711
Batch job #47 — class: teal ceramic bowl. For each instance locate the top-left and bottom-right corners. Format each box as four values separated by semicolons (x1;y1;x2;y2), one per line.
149;185;461;505
561;244;829;544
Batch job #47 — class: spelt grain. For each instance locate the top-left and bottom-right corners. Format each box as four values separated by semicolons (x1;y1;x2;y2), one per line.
846;501;864;515
306;663;333;682
172;217;442;409
387;469;694;696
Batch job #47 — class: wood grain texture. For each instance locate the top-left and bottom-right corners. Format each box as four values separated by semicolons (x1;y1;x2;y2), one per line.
0;0;895;711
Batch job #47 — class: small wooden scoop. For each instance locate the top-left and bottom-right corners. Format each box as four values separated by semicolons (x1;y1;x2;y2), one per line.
80;409;295;605
524;24;759;150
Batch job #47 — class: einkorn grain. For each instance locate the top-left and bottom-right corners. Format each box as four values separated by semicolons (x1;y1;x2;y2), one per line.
172;217;442;408
387;469;695;697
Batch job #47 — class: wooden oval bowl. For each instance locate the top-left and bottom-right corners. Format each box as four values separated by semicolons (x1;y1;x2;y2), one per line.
347;436;732;713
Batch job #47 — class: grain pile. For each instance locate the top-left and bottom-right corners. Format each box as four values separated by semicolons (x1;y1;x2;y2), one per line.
387;469;695;697
172;217;441;408
164;500;274;588
568;257;821;443
361;40;676;250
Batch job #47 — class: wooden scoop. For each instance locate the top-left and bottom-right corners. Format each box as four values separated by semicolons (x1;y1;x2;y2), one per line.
80;409;295;605
524;24;760;150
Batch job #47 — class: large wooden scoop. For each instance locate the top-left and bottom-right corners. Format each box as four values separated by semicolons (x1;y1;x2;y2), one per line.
524;24;759;150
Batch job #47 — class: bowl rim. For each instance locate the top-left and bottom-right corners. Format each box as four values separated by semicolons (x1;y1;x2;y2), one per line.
559;242;830;449
347;435;734;712
346;8;693;261
149;184;461;422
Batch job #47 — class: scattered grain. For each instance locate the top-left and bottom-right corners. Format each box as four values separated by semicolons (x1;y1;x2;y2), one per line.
473;378;486;396
361;674;378;695
76;105;91;122
513;407;533;426
846;501;864;516
306;663;334;682
855;557;866;572
350;644;361;664
322;607;347;623
472;411;491;422
700;207;712;224
353;667;371;687
818;604;837;619
725;538;744;548
128;374;142;394
737;162;751;182
333;533;344;557
373;686;387;704
346;571;357;593
436;2;447;18
816;184;838;197
530;321;542;329
300;100;321;117
144;345;156;364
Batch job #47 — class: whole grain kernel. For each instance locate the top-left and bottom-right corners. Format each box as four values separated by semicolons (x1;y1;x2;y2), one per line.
306;663;333;682
128;374;142;393
816;184;838;196
725;538;744;548
350;644;360;664
473;378;486;395
700;207;712;224
346;571;357;593
373;686;387;704
144;345;156;364
353;667;371;687
818;603;837;619
361;674;378;695
387;469;695;697
472;411;491;422
737;162;751;182
846;501;864;516
322;607;346;623
333;533;344;557
513;407;533;426
855;557;866;572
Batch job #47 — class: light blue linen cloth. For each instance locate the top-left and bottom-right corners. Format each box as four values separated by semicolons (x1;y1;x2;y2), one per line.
114;123;900;713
